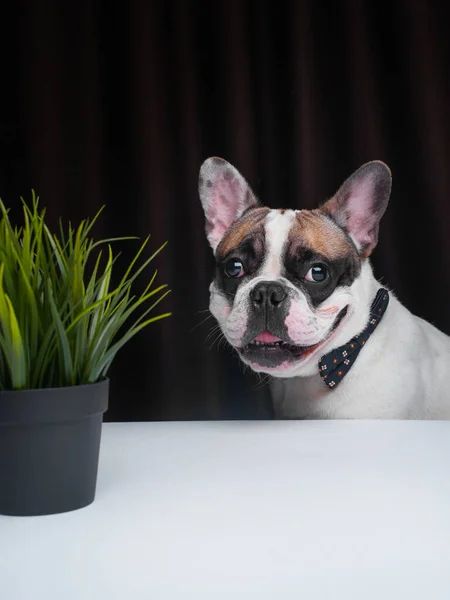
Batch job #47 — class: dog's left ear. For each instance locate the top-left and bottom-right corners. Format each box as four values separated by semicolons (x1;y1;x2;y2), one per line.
321;161;392;258
199;157;258;251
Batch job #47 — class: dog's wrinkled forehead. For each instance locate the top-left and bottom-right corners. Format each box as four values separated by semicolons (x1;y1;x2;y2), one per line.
288;210;355;259
215;207;356;269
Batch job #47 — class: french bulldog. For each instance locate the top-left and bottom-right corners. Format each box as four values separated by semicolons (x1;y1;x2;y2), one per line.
199;157;450;419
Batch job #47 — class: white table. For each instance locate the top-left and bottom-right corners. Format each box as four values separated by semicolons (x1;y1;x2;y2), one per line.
2;421;450;599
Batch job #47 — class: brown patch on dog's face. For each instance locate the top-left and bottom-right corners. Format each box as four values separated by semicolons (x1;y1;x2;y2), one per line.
283;209;362;307
287;210;357;260
216;207;270;259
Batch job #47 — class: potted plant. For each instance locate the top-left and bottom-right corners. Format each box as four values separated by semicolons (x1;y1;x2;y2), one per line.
0;193;170;516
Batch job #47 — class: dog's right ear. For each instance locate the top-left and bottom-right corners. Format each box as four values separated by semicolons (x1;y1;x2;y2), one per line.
199;157;258;252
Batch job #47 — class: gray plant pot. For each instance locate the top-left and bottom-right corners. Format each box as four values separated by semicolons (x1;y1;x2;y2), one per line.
0;379;109;516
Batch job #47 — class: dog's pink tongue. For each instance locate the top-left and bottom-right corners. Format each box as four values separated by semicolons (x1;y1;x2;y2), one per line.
254;331;283;343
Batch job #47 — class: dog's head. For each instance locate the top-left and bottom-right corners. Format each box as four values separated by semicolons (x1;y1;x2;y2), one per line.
199;158;391;378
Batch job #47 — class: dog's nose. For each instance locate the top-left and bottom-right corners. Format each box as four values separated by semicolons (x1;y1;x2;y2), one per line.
250;282;288;309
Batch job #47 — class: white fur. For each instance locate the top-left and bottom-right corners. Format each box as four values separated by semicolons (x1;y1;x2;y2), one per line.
261;211;296;278
209;280;248;348
271;262;450;420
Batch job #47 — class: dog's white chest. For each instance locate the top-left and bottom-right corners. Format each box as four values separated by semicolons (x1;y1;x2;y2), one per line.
271;301;450;420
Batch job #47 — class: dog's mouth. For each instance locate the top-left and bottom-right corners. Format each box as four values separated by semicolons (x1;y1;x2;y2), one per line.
238;307;348;369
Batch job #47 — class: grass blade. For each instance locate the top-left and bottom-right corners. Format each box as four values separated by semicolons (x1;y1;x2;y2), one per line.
0;194;170;390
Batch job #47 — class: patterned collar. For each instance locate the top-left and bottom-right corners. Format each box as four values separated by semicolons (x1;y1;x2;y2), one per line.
318;289;390;389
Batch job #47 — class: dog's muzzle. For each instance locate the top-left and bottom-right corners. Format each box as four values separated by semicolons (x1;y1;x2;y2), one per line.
250;281;288;312
242;281;290;344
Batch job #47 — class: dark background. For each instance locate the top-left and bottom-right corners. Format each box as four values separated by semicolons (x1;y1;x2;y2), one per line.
1;0;449;420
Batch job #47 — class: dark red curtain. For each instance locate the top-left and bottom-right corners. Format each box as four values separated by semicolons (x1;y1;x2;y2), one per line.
1;0;449;420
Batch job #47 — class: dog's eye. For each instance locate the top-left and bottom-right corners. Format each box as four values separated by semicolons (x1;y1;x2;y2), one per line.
305;264;328;283
225;259;245;278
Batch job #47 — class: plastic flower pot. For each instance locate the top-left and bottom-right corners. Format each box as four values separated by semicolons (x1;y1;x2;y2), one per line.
0;379;108;516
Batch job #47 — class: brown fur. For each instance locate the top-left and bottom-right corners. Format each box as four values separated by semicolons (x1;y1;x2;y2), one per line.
215;206;358;267
287;210;357;261
216;207;270;258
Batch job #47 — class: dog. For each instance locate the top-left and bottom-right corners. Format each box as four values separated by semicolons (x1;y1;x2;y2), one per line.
198;157;450;419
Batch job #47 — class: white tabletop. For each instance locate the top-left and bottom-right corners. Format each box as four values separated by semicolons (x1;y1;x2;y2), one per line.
2;421;450;600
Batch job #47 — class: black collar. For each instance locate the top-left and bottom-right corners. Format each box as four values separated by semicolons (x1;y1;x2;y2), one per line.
318;289;390;389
